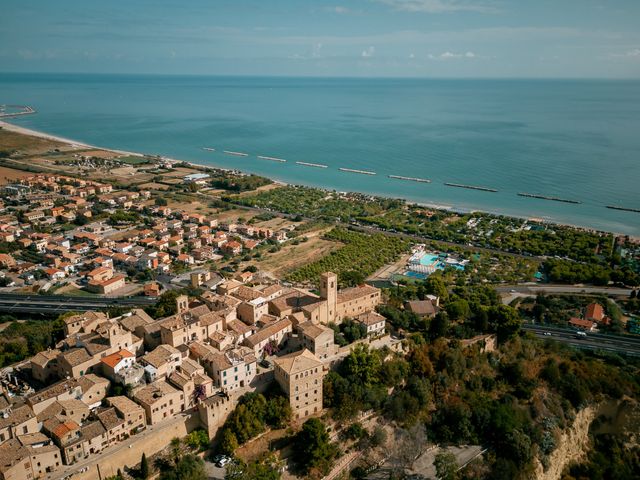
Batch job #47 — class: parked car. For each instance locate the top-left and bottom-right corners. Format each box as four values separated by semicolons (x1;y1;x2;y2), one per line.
213;454;231;467
260;359;272;368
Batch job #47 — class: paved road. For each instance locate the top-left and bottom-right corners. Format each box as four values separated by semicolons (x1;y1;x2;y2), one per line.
203;460;226;480
495;284;633;296
0;293;156;314
367;445;484;480
524;324;640;357
408;445;485;479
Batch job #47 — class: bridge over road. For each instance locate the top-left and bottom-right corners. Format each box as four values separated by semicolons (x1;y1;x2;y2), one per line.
0;293;156;315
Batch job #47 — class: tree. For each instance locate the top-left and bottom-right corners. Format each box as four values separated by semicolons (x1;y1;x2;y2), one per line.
487;305;521;342
370;426;387;447
424;274;449;301
341;345;380;387
434;451;459;480
446;298;471;321
145;290;182;319
185;429;209;452
500;429;532;469
225;454;282;480
341;270;365;287
295;418;338;475
140;452;150;479
430;311;450;339
170;437;183;462
219;428;239;455
264;396;292;429
159;454;206;480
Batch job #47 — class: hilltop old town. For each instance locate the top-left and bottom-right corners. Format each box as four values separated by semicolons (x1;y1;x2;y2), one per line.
0;124;638;480
0;168;401;480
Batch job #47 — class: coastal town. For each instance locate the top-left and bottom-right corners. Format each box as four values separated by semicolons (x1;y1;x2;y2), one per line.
0;132;402;479
0;265;390;480
0;123;638;480
4;1;640;478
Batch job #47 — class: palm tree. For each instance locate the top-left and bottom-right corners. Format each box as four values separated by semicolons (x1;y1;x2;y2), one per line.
170;437;183;464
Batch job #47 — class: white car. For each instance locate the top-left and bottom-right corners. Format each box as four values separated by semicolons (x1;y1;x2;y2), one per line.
213;454;232;467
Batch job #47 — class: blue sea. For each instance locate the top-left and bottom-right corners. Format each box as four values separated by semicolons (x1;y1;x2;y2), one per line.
1;73;639;235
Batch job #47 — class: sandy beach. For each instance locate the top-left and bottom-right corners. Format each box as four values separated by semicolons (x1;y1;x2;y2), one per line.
0;119;631;237
0;119;143;157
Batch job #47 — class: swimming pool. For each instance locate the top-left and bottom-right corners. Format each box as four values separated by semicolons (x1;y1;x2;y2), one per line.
419;254;439;266
404;271;428;279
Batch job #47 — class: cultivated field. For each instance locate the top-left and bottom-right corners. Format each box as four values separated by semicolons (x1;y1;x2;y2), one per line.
0;166;33;185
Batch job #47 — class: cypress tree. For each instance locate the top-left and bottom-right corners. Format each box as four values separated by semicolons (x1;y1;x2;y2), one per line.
140;453;149;479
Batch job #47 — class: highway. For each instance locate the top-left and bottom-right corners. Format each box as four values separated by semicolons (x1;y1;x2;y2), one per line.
495;284;632;296
523;324;640;357
0;293;156;315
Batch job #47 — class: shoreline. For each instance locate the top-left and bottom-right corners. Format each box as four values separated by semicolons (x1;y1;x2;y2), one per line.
0;119;634;238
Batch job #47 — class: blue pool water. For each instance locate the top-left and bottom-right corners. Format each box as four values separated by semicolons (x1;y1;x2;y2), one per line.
419;254;440;266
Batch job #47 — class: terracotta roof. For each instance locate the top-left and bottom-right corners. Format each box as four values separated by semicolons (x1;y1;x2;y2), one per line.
100;349;134;369
356;311;386;326
52;420;80;439
0;405;35;430
274;349;323;375
107;396;143;416
298;321;332;339
337;284;379;303
569;317;595;330
232;285;263;302
244;318;292;348
260;284;283;297
31;349;60;366
141;345;179;368
585;303;605;321
169;370;191;388
59;347;92;367
97;407;124;431
405;300;438;316
133;380;180;406
270;289;320;312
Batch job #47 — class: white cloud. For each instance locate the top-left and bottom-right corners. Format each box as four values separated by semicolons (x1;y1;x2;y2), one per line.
610;48;640;58
376;0;497;14
409;53;415;58
332;6;350;14
362;46;376;57
428;51;478;59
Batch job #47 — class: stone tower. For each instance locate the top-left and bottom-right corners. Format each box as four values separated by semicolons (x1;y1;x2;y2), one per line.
320;272;337;324
176;294;189;314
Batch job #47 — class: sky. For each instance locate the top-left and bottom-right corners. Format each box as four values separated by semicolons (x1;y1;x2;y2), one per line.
1;0;640;78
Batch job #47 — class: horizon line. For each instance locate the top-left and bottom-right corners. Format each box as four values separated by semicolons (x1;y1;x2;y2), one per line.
1;71;640;81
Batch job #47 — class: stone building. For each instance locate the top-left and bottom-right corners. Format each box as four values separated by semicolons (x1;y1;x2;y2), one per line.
273;349;325;419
